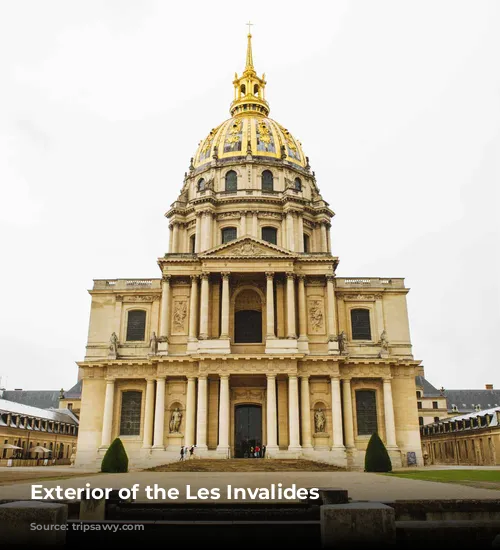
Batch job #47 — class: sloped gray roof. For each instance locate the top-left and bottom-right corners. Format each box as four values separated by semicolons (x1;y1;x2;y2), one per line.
0;399;78;425
1;390;60;410
445;389;500;413
63;380;82;399
415;376;442;397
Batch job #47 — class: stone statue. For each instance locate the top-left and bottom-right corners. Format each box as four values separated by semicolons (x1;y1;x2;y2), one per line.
380;330;389;351
337;331;347;354
149;332;158;354
109;332;119;357
314;409;326;433
70;445;77;467
169;408;182;433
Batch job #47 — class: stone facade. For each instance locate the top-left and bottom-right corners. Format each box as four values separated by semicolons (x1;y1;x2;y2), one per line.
75;32;423;470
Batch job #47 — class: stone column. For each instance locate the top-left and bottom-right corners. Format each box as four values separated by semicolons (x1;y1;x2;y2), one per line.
326;275;338;339
217;375;230;454
169;224;174;253
330;376;344;448
142;378;155;448
220;272;230;339
286;273;297;339
265;272;275;339
159;275;171;341
240;211;247;235
266;374;278;451
172;222;179;253
297;214;304;253
252;211;259;238
184;376;196;447
320;222;328;252
195;213;202;253
288;375;301;451
153;377;166;449
196;375;208;450
188;275;199;341
300;375;313;448
342;378;355;448
199;273;210;340
203;212;212;251
383;378;397;448
297;275;308;341
287;211;295;251
100;378;115;448
281;214;287;249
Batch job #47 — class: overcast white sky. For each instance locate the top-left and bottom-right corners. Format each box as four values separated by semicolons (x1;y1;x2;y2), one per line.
1;1;499;392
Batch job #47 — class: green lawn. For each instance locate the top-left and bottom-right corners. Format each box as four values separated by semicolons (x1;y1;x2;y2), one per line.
388;469;500;484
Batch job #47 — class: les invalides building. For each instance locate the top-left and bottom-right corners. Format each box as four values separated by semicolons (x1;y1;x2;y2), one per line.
76;32;423;469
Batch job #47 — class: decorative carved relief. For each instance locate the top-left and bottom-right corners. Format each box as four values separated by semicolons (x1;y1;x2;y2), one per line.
308;299;325;334
172;300;188;334
337;293;383;300
231;388;264;401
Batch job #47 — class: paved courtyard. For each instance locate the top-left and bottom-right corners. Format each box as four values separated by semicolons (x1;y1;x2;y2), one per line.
2;467;500;502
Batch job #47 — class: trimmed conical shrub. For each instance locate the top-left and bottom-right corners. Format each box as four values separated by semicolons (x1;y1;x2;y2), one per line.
364;432;392;472
101;438;129;473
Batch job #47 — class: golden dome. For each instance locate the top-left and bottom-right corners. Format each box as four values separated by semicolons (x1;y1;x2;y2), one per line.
192;30;307;170
193;116;306;169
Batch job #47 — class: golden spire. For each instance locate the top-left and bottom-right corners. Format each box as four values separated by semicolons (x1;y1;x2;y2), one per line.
245;22;254;73
230;23;269;117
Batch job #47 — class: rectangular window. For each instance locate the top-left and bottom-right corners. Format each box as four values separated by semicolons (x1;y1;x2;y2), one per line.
222;227;237;244
417;402;422;410
120;391;142;436
418;417;424;426
434;416;440;423
351;309;371;340
432;401;438;409
126;310;146;341
355;390;377;436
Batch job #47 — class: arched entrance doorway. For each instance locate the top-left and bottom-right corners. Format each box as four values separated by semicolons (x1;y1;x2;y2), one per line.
234;289;262;343
234;404;262;458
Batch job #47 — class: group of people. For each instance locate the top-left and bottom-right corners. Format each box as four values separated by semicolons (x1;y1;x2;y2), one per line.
179;445;196;460
244;443;266;458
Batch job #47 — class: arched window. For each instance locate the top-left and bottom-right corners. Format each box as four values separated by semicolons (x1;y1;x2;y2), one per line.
253;84;259;96
355;390;377;435
351;309;371;340
190;235;196;253
294;177;302;191
120;391;142;436
126;310;146;341
262;170;274;192
197;178;205;191
303;234;310;252
240;84;246;95
225;170;237;192
261;227;277;245
222;227;237;244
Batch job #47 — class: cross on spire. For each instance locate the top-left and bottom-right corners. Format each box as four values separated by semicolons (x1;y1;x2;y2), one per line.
246;21;253;35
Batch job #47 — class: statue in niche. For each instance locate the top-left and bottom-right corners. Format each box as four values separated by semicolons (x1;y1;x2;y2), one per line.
314;409;326;433
337;331;347;354
169;408;182;433
149;332;158;354
380;330;389;351
109;332;119;357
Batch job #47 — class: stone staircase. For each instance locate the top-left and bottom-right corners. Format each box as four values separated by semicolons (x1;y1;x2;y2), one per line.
146;458;344;472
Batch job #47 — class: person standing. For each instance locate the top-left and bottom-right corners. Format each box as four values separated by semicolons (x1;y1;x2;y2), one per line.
262;445;266;458
180;446;185;461
189;445;195;459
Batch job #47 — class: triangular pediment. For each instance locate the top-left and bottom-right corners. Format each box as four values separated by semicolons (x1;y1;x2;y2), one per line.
200;237;296;258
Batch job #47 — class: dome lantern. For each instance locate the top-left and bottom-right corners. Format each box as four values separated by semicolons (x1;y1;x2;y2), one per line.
230;28;269;118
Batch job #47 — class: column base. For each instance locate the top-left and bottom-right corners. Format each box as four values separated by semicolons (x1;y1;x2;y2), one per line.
298;337;310;354
157;341;169;355
198;338;231;354
264;445;279;457
328;340;340;355
287;445;302;453
152;445;165;451
97;446;109;452
216;446;230;457
141;445;153;450
265;338;299;354
186;340;199;353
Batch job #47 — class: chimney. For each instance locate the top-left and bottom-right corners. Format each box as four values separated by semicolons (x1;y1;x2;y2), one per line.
486;384;494;390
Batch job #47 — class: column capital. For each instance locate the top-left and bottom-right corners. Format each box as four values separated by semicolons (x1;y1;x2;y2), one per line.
266;373;277;380
200;272;210;281
286;272;295;280
288;374;298;380
187;375;197;382
265;271;275;280
220;374;230;380
145;376;156;383
105;377;116;384
221;271;231;280
326;274;335;283
155;375;166;382
239;210;247;216
382;376;393;382
190;274;199;283
300;374;310;380
340;376;352;382
297;274;306;282
198;374;208;381
330;375;341;381
162;275;171;284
